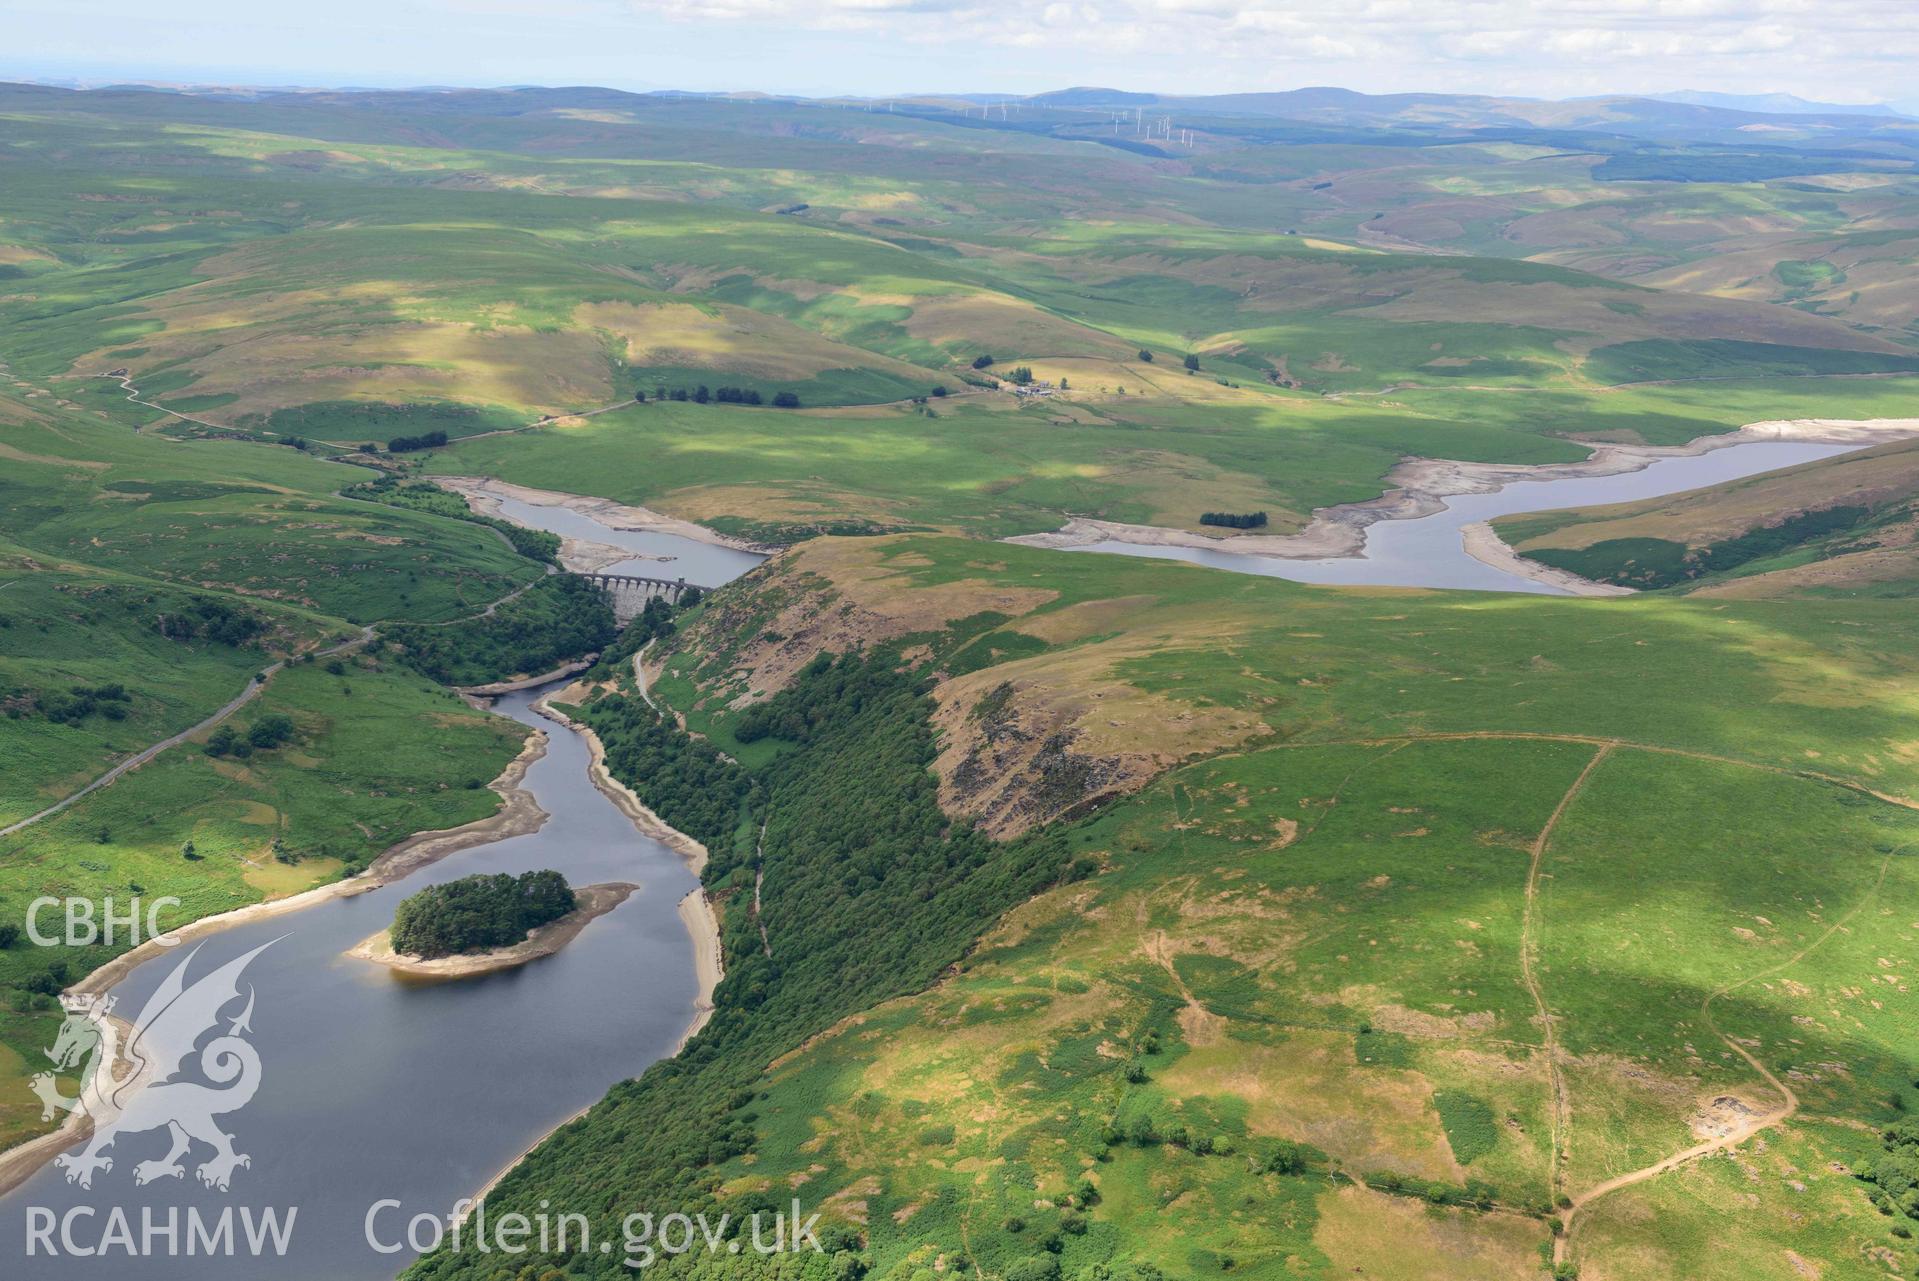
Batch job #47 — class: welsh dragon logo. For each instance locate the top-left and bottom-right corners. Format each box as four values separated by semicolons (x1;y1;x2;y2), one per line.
34;939;277;1191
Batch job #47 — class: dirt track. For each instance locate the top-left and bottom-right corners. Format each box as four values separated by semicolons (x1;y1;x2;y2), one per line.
1522;743;1613;1208
1554;840;1905;1264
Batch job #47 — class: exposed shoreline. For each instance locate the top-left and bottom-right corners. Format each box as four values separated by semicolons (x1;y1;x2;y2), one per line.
530;685;721;1038
531;689;712;874
0;729;550;1191
455;689;725;1215
1005;416;1919;565
1458;522;1634;597
438;475;773;572
347;882;637;980
458;656;598;697
65;729;549;1003
0;1012;144;1199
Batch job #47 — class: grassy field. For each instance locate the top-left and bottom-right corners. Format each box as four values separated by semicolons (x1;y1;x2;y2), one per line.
425;374;1919;543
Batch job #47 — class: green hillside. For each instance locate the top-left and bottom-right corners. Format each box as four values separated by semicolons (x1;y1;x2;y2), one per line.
2;81;1918;1281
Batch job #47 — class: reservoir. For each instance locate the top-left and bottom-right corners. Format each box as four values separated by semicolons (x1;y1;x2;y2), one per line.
1059;440;1865;593
1;520;764;1279
485;493;766;586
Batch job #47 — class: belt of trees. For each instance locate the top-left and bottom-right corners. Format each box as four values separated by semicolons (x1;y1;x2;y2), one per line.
380;575;616;686
433;641;1085;1281
387;430;449;453
1858;1118;1919;1220
650;385;802;408
203;712;295;760
1199;511;1268;529
153;596;267;646
15;682;131;726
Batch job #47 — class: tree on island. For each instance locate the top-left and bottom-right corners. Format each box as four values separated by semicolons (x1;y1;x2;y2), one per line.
389;869;577;959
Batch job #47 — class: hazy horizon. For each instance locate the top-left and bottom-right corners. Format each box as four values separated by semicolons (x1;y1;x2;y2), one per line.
3;71;1911;116
9;0;1918;109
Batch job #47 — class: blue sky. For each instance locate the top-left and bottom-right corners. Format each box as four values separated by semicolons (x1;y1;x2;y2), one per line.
8;0;1917;106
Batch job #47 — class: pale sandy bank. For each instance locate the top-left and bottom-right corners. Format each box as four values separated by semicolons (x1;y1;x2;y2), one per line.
438;475;771;572
1458;522;1635;597
0;1010;145;1199
347;882;636;980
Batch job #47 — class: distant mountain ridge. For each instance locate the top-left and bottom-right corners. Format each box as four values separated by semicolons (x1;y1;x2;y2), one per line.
7;76;1915;139
1020;84;1912;130
1646;89;1906;118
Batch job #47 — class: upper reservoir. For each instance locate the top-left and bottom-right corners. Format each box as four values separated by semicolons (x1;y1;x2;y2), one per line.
486;494;766;586
1060;440;1864;593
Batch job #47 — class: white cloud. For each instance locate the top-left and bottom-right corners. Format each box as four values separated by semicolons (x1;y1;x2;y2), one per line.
10;0;1916;104
620;0;1919;102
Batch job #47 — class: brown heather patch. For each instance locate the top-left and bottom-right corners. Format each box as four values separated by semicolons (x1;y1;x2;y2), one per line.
806;540;1058;633
573;299;930;383
929;633;1269;839
1312;1184;1550;1281
1158;1032;1465;1182
969;883;1104;954
674;538;1060;709
819;1177;880;1227
1007;596;1158;645
1370;1003;1497;1039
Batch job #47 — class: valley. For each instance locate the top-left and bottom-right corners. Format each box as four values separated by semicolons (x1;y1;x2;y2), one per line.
2;76;1917;1281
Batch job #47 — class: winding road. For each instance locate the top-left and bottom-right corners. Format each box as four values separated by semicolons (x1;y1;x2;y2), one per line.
1;562;558;841
0;626;373;840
